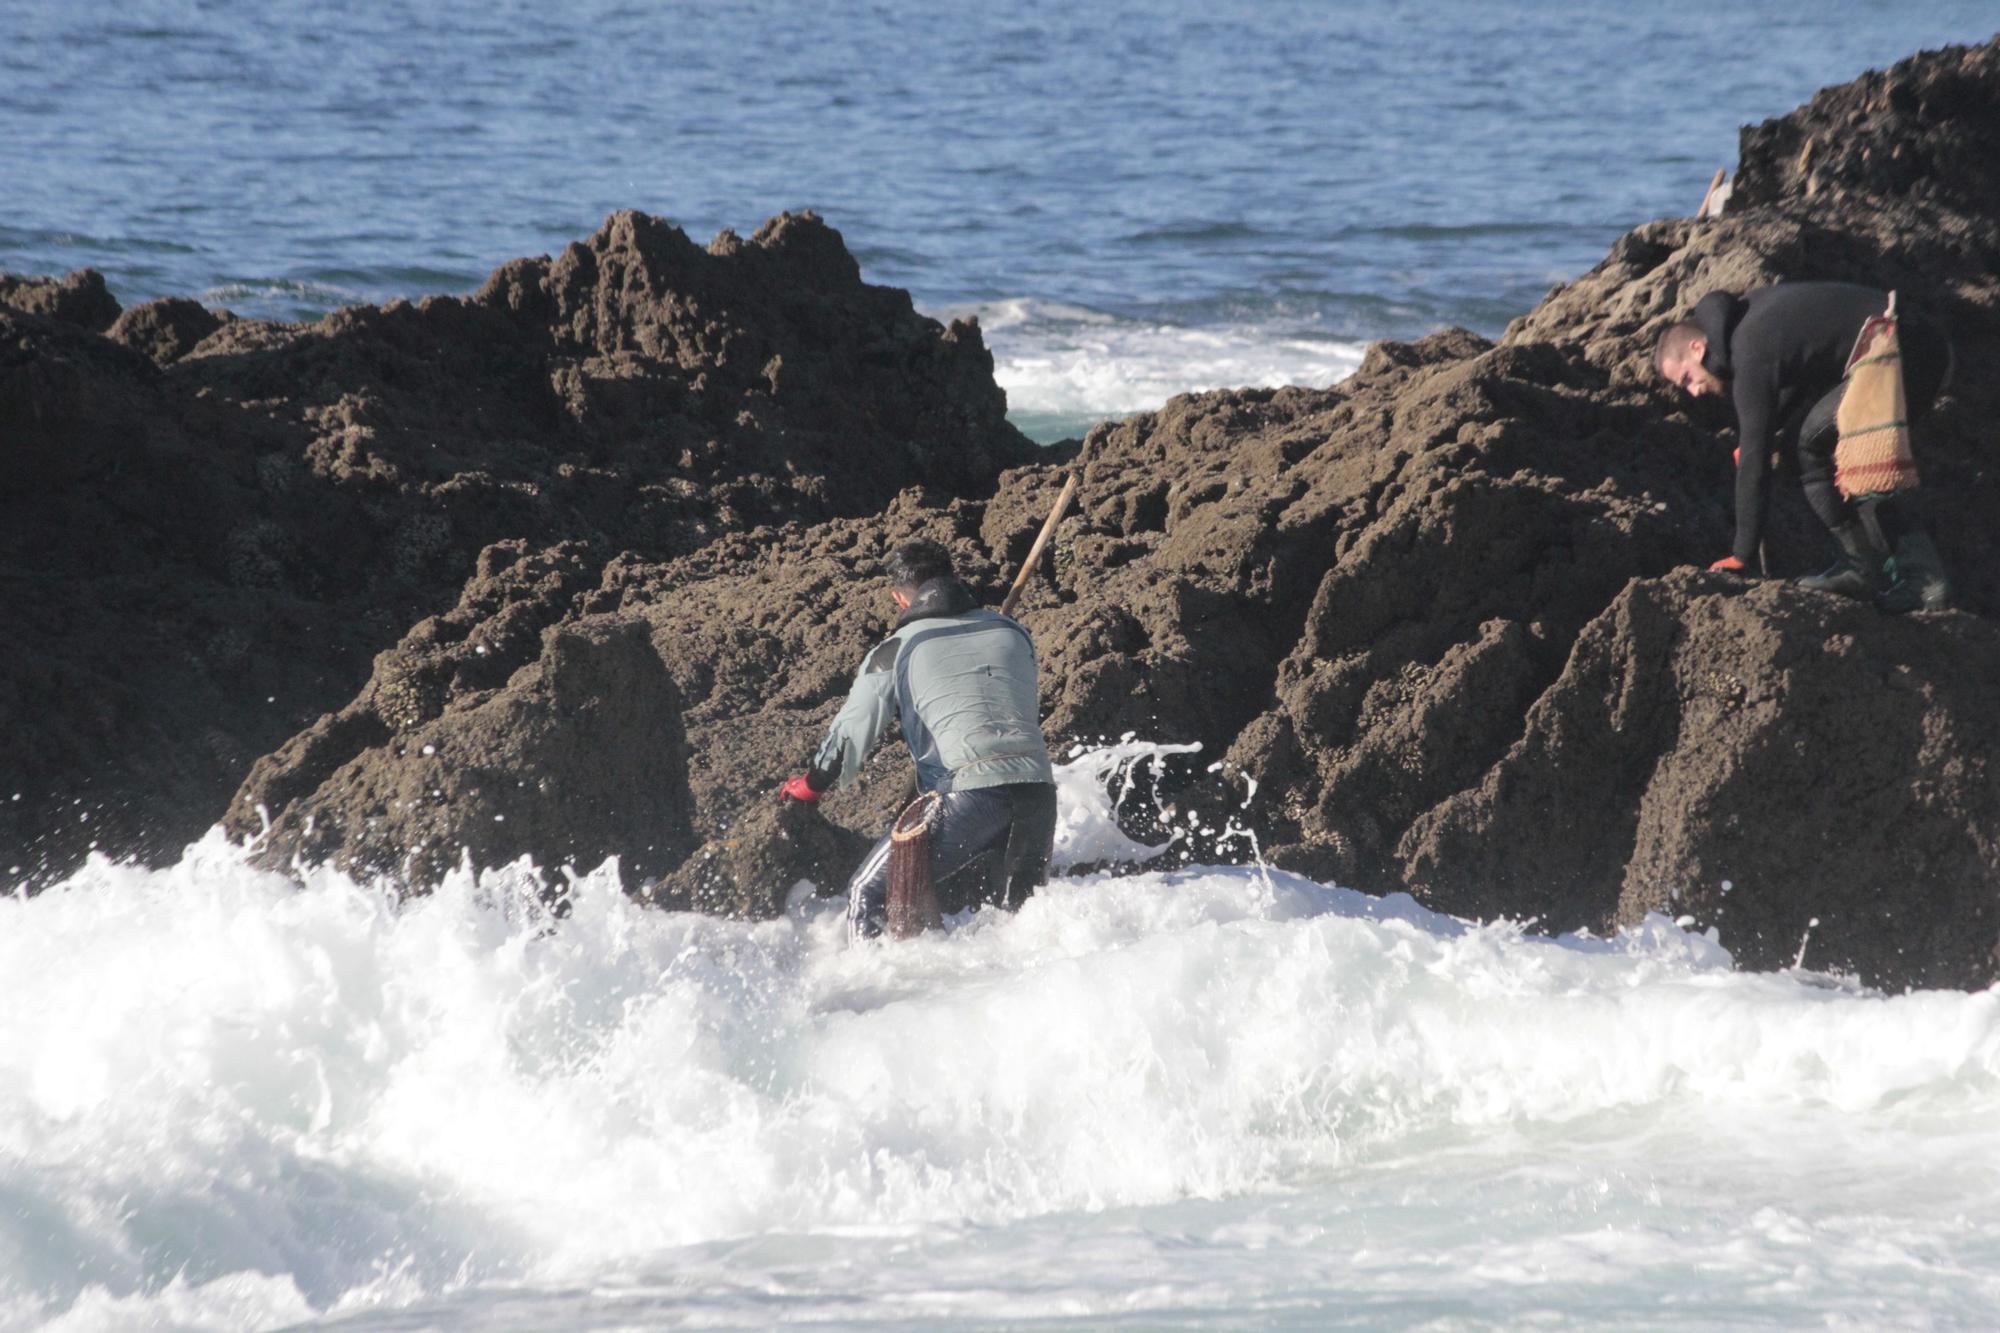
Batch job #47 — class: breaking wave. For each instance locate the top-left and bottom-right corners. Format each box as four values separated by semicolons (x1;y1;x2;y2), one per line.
5;745;2000;1330
948;298;1370;442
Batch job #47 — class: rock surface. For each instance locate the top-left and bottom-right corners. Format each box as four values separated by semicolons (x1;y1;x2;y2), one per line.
1407;572;2000;987
0;269;121;331
232;541;698;888
2;210;1032;884
9;38;2000;990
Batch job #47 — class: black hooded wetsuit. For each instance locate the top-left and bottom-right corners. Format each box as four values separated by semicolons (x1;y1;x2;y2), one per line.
1687;282;1952;562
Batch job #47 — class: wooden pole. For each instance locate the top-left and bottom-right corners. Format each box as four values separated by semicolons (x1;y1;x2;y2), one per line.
998;472;1078;618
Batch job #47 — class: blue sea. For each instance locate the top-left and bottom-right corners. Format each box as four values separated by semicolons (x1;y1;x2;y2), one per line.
5;0;1993;440
8;6;2000;1331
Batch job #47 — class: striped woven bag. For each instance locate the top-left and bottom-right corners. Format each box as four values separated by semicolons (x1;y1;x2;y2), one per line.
1834;292;1920;498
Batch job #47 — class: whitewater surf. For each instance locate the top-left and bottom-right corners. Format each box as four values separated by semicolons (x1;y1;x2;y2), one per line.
6;745;1999;1330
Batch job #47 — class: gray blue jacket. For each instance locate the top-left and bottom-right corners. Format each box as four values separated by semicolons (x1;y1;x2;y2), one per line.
807;578;1053;795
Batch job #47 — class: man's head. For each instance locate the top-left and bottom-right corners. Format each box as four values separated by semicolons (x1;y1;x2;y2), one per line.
885;539;954;608
1654;320;1726;397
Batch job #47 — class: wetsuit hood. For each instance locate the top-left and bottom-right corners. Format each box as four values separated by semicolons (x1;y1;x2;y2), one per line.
1689;289;1747;381
894;576;979;628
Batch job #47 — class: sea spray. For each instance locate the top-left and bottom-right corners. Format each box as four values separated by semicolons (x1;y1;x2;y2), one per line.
1051;737;1201;869
5;748;2000;1329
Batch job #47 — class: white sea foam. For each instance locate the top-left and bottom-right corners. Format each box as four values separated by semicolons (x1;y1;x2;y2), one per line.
943;298;1370;441
1050;736;1201;868
5;746;2000;1330
198;279;370;315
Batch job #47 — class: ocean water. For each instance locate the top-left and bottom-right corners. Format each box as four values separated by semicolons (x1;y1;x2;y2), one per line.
4;0;1995;438
6;746;2000;1331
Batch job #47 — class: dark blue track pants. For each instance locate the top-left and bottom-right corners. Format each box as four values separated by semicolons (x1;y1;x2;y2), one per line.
846;782;1057;939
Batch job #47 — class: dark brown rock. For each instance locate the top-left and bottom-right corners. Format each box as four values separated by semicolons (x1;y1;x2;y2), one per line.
232;544;696;888
409;34;1996;988
1731;39;2000;216
15;39;2000;993
0;269;121;331
107;297;228;365
1;210;1033;887
652;798;874;919
1403;572;2000;987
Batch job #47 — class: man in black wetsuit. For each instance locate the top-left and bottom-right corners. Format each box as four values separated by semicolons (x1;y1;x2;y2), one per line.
1653;281;1954;612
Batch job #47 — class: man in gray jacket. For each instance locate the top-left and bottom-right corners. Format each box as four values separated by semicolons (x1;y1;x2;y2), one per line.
780;539;1058;938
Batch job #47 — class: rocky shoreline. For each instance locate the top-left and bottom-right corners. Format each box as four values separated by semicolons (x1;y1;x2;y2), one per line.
5;38;1997;989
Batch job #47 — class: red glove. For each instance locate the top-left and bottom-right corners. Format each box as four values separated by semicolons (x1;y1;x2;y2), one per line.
1732;446;1740;467
1709;555;1747;573
780;774;822;803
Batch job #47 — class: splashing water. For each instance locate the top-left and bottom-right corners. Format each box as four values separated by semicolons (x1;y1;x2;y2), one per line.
959;298;1372;443
5;745;2000;1330
1051;736;1202;869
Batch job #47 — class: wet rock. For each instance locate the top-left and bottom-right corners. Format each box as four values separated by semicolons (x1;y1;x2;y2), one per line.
1404;572;2000;988
0;269;121;331
233;584;696;889
427;35;1997;983
1732;39;2000;216
2;210;1032;887
13;38;2000;991
107;297;227;364
653;797;873;919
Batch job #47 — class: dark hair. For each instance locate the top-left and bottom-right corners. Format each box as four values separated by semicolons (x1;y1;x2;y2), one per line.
1653;320;1704;373
885;539;954;590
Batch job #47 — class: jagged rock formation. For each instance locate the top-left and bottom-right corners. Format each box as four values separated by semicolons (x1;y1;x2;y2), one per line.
2;211;1031;884
0;269;121;331
232;541;699;887
1406;572;2000;987
11;37;2000;989
1032;37;2000;985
